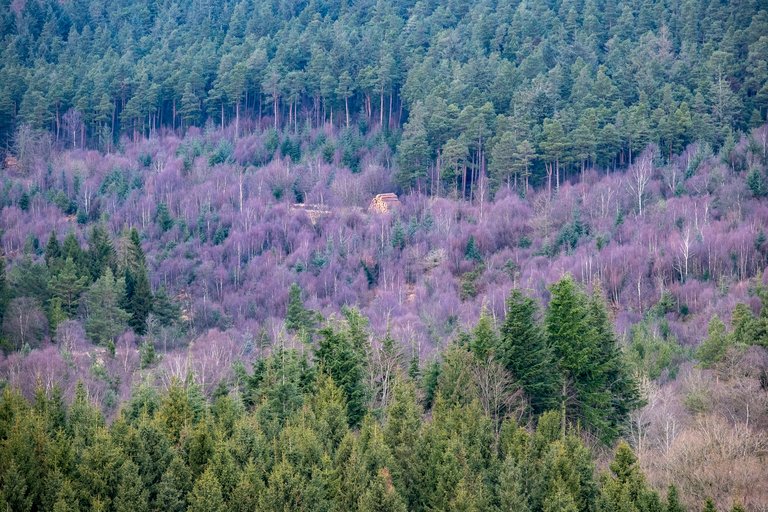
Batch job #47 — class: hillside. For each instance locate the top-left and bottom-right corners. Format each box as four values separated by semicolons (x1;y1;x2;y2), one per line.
1;0;768;510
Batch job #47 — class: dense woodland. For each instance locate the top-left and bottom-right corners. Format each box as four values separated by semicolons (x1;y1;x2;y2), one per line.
2;0;768;510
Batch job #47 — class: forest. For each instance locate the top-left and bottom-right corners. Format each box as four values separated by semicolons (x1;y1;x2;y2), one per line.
1;0;768;510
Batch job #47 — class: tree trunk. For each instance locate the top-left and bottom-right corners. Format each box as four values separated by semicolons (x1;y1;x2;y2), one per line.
235;100;240;139
345;97;350;128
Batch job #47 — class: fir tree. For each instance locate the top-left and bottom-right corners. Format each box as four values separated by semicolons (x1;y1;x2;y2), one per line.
48;257;88;317
83;268;129;346
497;289;558;414
187;468;226;512
123;229;152;335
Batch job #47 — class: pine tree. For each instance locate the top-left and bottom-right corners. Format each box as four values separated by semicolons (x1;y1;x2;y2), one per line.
703;498;717;512
397;103;430;191
497;289;558;414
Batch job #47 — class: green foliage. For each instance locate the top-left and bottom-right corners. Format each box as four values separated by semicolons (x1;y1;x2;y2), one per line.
83;268;129;346
464;236;482;263
497;289;558;413
696;316;733;368
155;203;174;232
316;308;369;426
627;323;685;380
285;283;318;336
546;276;640;442
747;168;767;197
122;229;152;335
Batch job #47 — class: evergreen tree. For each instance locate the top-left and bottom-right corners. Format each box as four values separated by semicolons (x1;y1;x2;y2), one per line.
187;467;226;512
285;282;317;335
114;460;149;512
397;103;430;191
122;229;152;335
546;275;638;442
358;468;408;512
44;232;62;268
469;306;497;361
48;257;88;317
585;285;642;442
597;441;662;512
155;454;192;512
497;457;531;512
86;225;116;282
666;485;686;512
497;289;558;414
83;268;129;346
697;316;732;367
316;309;368;426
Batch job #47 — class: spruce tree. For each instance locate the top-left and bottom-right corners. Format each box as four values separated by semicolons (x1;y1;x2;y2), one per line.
666;485;686;512
585;285;641;442
48;257;88;317
86;225;116;282
316;311;368;427
123;229;152;335
469;305;497;361
358;468;408;512
83;268;129;346
187;468;226;512
44;232;61;268
498;289;558;414
155;454;192;512
285;282;317;336
114;460;149;512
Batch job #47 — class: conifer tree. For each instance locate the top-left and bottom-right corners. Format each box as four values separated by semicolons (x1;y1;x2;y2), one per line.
498;289;558;414
358;468;408;512
83;268;129;346
285;282;317;336
666;485;686;512
114;460;149;512
122;229;152;335
44;232;61;268
697;316;732;368
469;305;497;361
187;467;226;512
48;257;88;317
86;225;117;282
155;454;192;512
316;310;368;426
